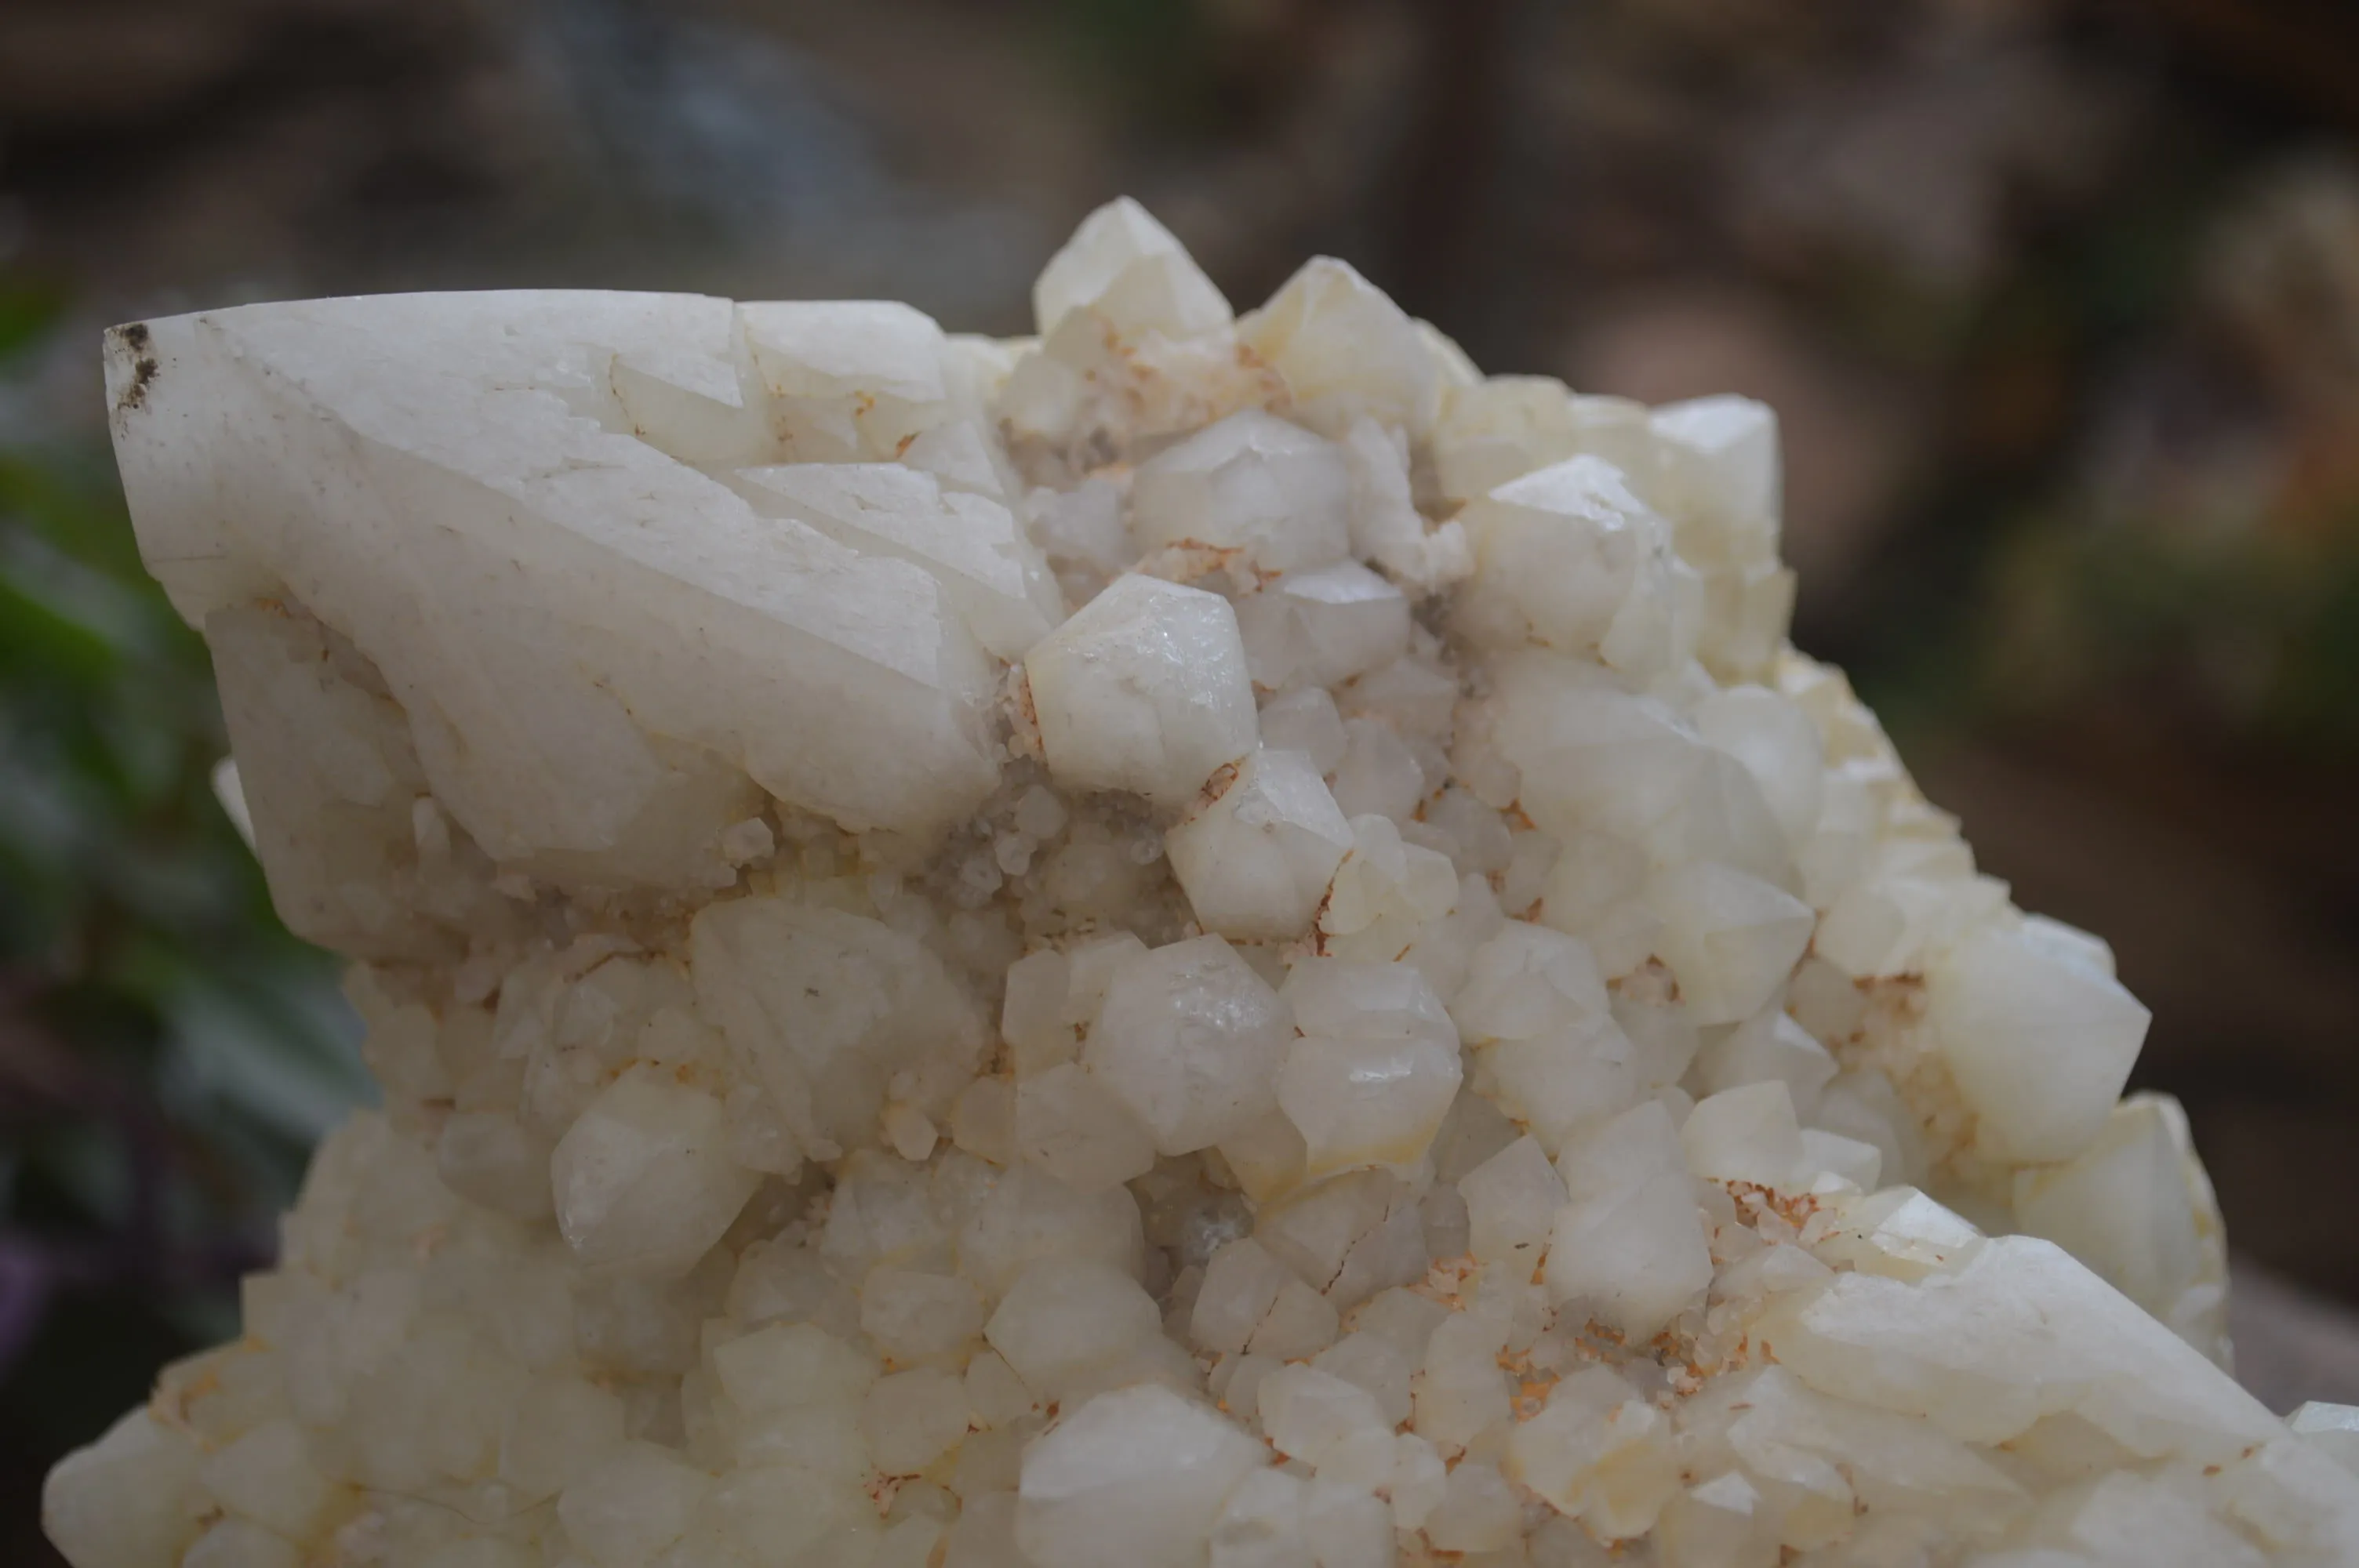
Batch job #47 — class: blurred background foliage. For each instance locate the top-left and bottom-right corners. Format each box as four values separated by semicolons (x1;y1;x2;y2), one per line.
2;0;2357;1558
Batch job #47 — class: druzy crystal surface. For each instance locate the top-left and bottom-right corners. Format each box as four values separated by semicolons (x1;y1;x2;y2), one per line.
48;200;2359;1567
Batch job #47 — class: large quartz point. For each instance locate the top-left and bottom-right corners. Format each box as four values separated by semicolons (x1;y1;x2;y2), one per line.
48;201;2359;1568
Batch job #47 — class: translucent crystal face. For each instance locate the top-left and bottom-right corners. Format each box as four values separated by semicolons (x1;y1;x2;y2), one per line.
48;195;2359;1568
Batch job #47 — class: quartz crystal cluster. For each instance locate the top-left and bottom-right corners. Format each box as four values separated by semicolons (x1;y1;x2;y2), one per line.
49;199;2359;1568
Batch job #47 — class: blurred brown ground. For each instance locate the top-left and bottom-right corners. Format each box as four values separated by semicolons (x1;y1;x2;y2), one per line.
2;0;2357;1559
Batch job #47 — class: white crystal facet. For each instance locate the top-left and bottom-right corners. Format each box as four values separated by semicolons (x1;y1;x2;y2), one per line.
1240;257;1440;438
1034;196;1233;343
1928;921;2152;1162
1085;935;1293;1154
1235;561;1410;691
1459;455;1671;662
1026;572;1259;807
550;1067;760;1276
1129;410;1352;575
735;463;1062;659
1278;960;1463;1179
1017;1385;1266;1568
1165;748;1354;940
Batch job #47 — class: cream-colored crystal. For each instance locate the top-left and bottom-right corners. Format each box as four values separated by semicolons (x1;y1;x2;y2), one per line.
1165;747;1354;940
1024;572;1258;807
54;196;2351;1568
